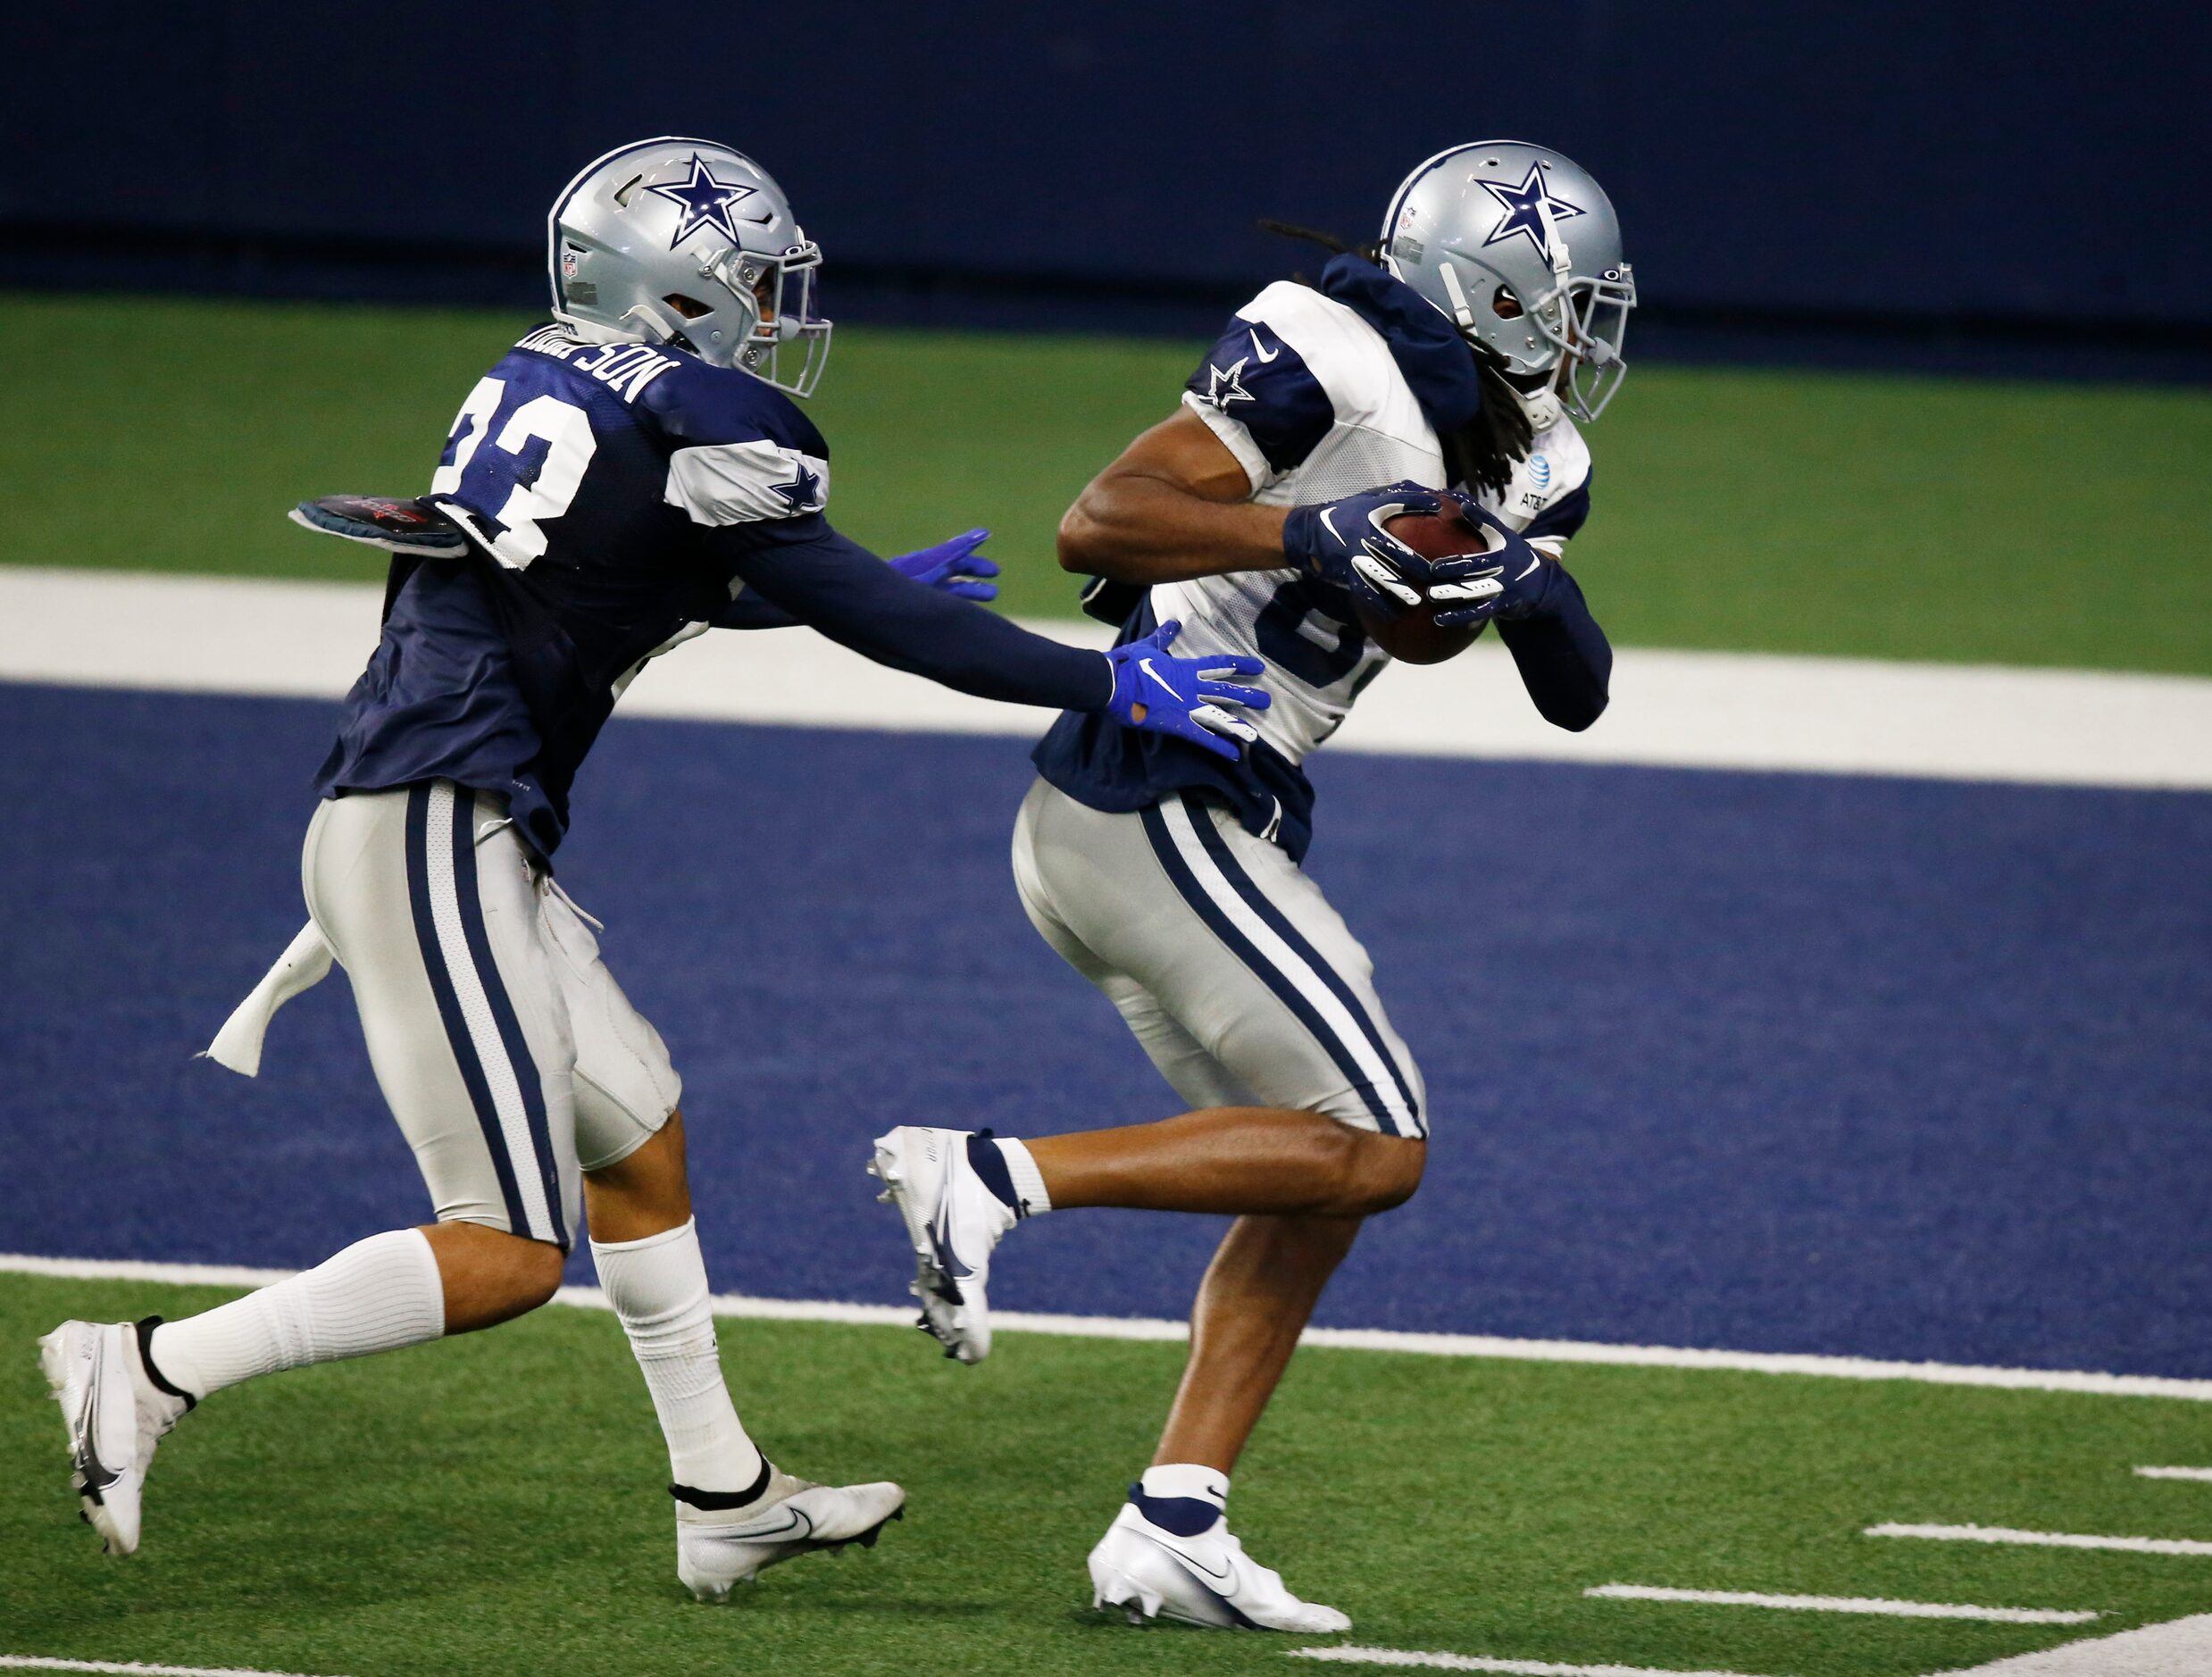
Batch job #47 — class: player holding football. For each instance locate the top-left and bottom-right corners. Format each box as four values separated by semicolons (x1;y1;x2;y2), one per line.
870;141;1630;1631
38;137;1272;1598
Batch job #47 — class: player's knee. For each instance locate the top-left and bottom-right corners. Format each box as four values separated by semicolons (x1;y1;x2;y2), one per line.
1336;1131;1425;1215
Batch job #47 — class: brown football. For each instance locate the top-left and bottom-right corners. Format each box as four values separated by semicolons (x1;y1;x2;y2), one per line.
1351;506;1494;664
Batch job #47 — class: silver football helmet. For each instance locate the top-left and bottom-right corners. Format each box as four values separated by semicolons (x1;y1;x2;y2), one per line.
1381;141;1635;421
547;137;831;396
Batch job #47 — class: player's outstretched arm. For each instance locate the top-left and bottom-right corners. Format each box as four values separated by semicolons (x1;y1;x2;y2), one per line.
705;528;1000;632
706;518;1266;752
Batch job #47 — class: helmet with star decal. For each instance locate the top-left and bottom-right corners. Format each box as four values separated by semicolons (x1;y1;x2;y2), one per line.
547;137;832;396
1381;141;1635;421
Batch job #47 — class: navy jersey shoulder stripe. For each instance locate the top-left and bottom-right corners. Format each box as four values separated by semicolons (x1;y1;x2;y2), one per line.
1185;318;1333;474
639;355;829;458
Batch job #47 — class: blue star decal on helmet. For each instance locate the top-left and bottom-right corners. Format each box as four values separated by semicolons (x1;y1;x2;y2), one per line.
1478;161;1585;261
1201;356;1256;411
771;462;822;511
647;154;760;249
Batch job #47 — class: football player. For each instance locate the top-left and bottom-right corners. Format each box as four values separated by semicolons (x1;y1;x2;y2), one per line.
869;142;1630;1631
38;137;1270;1598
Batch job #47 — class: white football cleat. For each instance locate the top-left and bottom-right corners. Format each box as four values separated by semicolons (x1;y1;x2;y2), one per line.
1088;1495;1352;1633
868;1125;1018;1364
38;1317;193;1557
676;1467;906;1602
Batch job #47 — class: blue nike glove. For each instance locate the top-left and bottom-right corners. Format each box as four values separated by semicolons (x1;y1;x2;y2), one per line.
1104;619;1271;762
1424;496;1562;628
1279;480;1441;622
889;528;1000;600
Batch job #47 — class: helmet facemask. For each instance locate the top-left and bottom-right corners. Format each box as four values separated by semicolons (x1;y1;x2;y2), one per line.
703;242;831;397
1526;263;1636;423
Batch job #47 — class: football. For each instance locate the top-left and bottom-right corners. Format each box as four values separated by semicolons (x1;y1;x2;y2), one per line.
1350;505;1495;664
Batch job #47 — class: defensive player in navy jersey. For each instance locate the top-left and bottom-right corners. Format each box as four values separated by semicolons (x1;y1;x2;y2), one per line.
38;137;1271;1598
870;143;1631;1630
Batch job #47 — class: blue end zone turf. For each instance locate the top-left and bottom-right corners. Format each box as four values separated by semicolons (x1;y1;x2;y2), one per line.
3;682;2207;1375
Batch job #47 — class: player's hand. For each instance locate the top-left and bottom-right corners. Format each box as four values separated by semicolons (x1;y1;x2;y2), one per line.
889;528;1001;601
288;494;470;557
1424;496;1560;627
1104;619;1271;762
1279;480;1440;622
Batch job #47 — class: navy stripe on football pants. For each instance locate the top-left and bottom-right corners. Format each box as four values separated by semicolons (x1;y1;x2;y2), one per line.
403;781;566;1246
1139;797;1415;1137
1178;793;1424;1133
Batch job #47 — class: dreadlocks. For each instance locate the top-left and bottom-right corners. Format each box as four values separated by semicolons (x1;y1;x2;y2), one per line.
1257;221;1533;500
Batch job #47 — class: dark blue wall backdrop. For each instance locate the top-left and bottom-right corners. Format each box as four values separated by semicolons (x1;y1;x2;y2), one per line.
9;3;2211;355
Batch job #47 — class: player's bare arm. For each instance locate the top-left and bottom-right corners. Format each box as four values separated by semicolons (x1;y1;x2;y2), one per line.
1057;409;1287;582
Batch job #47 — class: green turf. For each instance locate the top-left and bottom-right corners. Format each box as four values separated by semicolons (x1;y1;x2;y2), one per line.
7;1276;2212;1676
4;292;2209;673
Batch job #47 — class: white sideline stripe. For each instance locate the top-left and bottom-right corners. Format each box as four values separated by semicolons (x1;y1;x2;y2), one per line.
1584;1582;2097;1623
4;566;2211;790
1929;1611;2212;1673
9;1253;2212;1403
1867;1523;2212;1556
2136;1466;2212;1481
0;1661;336;1677
1289;1650;1774;1676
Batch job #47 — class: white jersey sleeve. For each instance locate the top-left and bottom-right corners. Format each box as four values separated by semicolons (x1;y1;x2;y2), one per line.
1180;280;1445;503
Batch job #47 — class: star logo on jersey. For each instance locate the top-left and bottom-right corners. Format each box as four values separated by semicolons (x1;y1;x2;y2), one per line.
647;154;760;248
1478;161;1585;260
1201;355;1256;411
771;462;822;511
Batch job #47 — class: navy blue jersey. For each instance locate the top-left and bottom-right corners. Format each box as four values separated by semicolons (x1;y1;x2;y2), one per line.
316;325;834;854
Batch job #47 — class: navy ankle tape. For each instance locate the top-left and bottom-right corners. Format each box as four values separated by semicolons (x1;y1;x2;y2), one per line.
965;1131;1023;1215
671;1456;772;1511
1130;1484;1223;1538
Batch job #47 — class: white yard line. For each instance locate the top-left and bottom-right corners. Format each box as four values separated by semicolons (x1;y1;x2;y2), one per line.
8;1252;2212;1402
2135;1466;2212;1482
4;566;2209;788
0;1660;338;1677
1289;1651;1774;1676
1584;1583;2096;1623
1928;1611;2212;1673
1867;1523;2212;1556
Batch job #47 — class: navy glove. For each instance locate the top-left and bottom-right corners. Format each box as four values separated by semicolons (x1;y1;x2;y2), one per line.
1424;496;1562;628
1104;619;1271;762
889;528;1000;600
1279;480;1441;622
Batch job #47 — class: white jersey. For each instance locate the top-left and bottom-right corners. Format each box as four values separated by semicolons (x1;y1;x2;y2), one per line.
1166;280;1593;769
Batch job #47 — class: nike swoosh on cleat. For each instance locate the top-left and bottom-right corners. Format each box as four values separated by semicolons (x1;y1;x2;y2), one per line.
928;1199;974;1281
1132;1528;1233;1585
730;1506;814;1542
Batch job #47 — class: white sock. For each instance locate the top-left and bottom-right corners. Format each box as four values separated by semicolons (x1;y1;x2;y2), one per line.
591;1218;764;1496
147;1229;445;1399
1140;1463;1230;1511
995;1136;1053;1217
